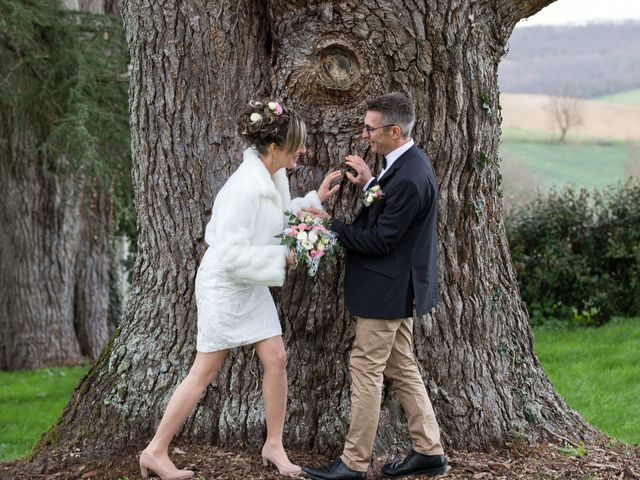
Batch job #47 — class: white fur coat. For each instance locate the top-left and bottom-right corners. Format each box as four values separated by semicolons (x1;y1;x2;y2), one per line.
200;147;322;286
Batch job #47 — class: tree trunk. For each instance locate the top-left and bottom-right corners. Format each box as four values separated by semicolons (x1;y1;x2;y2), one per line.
32;0;598;467
73;183;114;360
0;119;84;369
0;1;117;370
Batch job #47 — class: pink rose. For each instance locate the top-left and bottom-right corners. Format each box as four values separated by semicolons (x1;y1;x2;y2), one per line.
268;101;284;116
314;225;328;234
310;249;325;259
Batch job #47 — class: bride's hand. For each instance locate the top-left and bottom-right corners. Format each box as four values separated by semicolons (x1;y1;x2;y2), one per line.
301;207;330;220
286;251;295;266
317;170;342;202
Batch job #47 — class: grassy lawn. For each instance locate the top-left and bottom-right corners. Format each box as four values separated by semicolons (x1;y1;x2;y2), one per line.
0;366;88;462
534;317;640;445
596;88;640;107
1;321;639;463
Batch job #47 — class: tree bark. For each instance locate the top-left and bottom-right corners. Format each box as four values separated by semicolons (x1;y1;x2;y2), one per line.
0;1;117;370
73;183;114;360
0;120;84;369
32;0;599;468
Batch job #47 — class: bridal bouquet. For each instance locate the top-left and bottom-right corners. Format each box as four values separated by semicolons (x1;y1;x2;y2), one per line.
277;211;340;277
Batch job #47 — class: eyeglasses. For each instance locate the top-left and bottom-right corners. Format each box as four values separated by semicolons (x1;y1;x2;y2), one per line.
362;124;398;135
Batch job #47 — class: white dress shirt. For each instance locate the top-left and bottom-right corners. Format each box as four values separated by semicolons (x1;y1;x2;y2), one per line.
363;139;414;191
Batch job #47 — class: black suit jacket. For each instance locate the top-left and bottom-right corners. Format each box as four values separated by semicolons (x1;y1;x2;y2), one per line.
331;144;438;319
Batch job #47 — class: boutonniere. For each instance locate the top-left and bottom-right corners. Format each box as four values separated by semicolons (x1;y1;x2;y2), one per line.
363;184;385;207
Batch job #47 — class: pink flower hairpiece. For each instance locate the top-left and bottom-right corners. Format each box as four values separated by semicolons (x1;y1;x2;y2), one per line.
268;101;284;116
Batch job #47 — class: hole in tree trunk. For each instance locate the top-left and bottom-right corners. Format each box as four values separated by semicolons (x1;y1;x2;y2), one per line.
316;45;360;91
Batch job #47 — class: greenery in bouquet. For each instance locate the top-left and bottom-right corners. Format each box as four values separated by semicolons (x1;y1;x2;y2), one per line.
277;211;340;276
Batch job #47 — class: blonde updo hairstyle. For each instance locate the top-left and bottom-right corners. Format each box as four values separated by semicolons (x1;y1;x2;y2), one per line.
237;100;307;156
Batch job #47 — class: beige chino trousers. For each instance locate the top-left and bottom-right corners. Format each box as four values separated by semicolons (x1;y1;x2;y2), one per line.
340;316;444;472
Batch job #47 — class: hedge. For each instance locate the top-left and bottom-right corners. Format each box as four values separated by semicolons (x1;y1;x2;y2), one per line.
505;181;640;326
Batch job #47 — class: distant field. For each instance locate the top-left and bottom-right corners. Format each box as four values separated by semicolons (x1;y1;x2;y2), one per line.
596;89;640;107
499;92;640;202
499;128;638;194
500;93;640;141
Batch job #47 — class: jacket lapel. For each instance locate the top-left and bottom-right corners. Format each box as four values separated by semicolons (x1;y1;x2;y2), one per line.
354;178;379;221
377;145;415;185
353;146;417;221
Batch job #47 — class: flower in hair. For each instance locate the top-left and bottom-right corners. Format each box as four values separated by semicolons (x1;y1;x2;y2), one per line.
250;112;262;123
268;101;284;116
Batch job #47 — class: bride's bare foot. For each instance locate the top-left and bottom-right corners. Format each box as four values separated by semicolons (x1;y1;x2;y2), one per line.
261;443;301;476
139;448;194;480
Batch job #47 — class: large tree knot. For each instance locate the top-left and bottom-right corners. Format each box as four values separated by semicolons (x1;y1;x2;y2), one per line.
316;43;360;91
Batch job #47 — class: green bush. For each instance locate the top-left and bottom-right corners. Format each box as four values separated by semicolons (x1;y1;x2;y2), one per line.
506;181;640;326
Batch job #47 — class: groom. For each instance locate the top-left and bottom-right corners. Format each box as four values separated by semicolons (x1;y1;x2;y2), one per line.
303;92;446;479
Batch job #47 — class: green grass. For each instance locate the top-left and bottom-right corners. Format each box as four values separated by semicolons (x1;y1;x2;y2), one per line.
0;366;88;462
596;88;640;107
2;320;639;462
534;317;640;445
500;128;638;191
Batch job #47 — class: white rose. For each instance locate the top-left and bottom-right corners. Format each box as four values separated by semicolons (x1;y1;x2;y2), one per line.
308;231;319;243
302;240;314;250
296;231;308;240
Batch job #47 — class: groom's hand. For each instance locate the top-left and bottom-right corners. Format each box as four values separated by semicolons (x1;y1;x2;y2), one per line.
301;207;330;220
345;155;373;188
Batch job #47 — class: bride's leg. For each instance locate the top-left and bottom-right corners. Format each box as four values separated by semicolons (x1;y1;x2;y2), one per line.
254;336;300;474
143;349;229;471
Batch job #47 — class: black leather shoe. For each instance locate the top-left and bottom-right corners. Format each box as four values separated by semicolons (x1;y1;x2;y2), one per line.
303;458;366;480
382;450;447;478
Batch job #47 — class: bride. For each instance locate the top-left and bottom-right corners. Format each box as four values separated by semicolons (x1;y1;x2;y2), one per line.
139;100;341;479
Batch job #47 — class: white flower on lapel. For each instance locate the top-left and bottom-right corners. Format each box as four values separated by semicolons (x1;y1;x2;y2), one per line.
363;184;385;207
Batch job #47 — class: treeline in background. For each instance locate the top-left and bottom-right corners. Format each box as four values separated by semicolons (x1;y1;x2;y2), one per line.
499;21;640;97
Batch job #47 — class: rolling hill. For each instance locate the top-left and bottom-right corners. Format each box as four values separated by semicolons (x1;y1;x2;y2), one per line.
498;22;640;97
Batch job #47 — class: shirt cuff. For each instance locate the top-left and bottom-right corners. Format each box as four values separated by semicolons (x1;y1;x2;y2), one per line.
363;177;376;191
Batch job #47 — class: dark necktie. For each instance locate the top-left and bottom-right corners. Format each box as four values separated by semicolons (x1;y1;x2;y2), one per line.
383;157;388;169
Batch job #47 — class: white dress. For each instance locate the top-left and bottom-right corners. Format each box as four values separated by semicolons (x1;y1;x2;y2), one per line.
195;148;322;352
